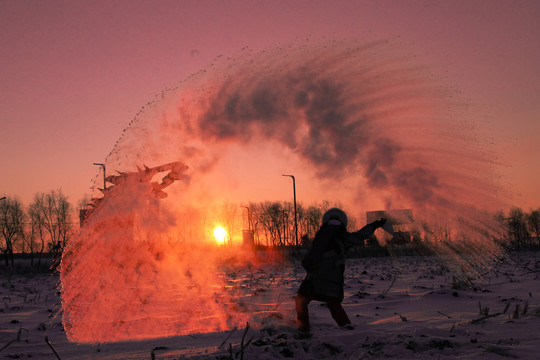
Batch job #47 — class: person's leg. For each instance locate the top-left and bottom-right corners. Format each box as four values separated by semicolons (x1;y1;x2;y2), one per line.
295;292;312;332
325;296;351;327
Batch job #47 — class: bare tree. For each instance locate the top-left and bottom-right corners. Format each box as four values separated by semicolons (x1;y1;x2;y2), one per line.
0;197;25;266
249;201;342;247
246;202;264;246
507;207;530;248
297;204;323;246
253;202;287;246
218;201;241;244
29;189;73;260
493;210;509;247
28;199;48;265
527;208;540;246
20;211;40;265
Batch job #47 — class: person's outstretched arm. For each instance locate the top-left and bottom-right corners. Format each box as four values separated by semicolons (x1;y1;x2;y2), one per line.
345;218;386;246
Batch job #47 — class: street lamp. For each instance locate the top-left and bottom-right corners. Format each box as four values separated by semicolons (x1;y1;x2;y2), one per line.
282;174;298;247
93;163;106;190
243;206;252;231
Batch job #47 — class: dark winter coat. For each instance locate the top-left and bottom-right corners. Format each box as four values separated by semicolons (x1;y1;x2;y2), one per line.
300;223;376;301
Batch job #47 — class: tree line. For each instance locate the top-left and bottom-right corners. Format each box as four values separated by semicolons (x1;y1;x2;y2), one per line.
229;200;355;247
1;189;539;267
0;189;74;266
496;207;540;249
0;191;346;266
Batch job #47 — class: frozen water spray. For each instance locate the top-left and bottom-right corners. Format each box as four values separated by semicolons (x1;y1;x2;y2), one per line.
61;162;257;342
61;39;508;343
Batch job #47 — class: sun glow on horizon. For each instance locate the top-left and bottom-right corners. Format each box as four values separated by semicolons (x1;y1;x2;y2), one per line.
213;226;228;244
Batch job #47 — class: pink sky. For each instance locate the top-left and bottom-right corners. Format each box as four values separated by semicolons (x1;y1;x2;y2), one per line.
1;0;539;210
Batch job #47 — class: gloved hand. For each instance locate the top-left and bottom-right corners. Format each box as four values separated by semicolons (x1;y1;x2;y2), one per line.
371;218;387;229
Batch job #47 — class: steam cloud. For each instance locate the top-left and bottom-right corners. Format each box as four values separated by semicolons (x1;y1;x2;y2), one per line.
62;39;508;343
107;40;504;213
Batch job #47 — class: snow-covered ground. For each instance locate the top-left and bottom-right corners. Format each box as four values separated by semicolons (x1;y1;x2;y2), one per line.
2;251;540;359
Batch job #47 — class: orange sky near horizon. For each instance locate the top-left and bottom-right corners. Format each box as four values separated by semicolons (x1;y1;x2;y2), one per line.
1;0;539;211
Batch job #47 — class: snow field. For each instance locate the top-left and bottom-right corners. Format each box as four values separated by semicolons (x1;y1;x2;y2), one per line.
1;252;540;359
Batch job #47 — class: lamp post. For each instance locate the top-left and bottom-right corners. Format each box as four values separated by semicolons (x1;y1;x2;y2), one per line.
93;163;106;190
243;206;252;231
242;206;255;247
282;174;298;247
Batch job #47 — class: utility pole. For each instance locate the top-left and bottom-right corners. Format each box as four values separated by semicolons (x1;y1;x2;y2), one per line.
282;174;298;247
93;163;106;190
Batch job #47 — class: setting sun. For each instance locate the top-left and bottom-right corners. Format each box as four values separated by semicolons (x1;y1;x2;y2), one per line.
213;226;228;244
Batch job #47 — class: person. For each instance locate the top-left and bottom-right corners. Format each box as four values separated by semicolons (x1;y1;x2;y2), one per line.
295;208;386;333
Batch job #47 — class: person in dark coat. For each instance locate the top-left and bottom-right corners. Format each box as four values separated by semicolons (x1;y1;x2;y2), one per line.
296;208;386;333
